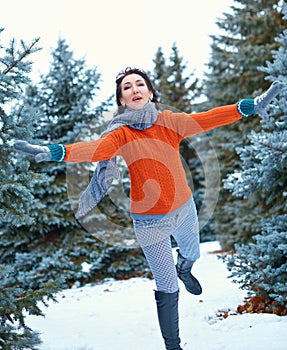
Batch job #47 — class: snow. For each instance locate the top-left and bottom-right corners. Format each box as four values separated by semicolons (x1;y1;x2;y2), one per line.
26;242;287;350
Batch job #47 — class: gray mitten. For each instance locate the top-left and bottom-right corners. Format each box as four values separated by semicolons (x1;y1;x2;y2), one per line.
254;81;284;117
14;140;52;162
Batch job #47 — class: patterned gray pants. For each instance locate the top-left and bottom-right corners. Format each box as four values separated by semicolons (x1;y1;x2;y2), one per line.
132;197;200;293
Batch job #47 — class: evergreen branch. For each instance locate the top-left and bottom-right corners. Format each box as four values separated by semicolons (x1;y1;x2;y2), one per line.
0;106;24;134
257;138;285;156
2;37;41;75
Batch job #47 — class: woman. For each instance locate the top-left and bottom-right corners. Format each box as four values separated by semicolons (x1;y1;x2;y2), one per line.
14;67;283;350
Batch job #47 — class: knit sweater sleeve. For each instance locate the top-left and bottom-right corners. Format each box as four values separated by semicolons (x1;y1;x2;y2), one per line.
64;130;121;163
167;103;243;139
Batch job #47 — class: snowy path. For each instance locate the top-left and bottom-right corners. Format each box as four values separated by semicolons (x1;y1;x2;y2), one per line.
26;242;287;349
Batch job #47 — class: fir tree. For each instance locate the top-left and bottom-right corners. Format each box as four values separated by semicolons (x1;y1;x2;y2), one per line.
151;43;201;112
199;0;286;248
0;37;103;289
204;0;285;105
0;31;42;228
0;264;58;349
0;29;59;349
226;215;287;309
151;46;170;106
223;4;287;308
26;38;105;229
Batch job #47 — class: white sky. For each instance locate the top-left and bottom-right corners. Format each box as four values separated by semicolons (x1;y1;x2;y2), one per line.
1;0;233;100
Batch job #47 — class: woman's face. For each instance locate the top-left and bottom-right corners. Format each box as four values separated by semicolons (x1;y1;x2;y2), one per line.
119;73;153;110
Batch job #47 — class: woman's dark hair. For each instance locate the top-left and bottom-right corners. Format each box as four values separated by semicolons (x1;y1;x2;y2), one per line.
115;67;158;106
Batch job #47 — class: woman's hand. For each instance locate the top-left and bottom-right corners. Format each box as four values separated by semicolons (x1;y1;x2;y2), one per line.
254;81;285;117
13;140;52;162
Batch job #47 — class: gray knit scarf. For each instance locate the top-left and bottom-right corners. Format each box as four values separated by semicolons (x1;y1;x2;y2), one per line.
76;101;158;219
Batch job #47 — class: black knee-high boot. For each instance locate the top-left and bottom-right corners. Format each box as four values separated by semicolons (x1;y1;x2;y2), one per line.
176;249;202;295
154;290;183;350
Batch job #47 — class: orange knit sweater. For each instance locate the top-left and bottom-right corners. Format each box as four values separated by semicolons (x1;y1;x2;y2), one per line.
65;104;242;215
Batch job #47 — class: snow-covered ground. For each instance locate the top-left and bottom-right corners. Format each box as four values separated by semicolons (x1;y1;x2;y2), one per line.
26;242;287;350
